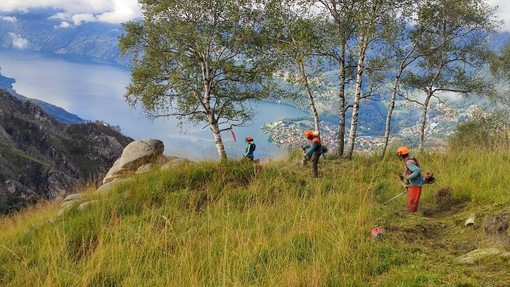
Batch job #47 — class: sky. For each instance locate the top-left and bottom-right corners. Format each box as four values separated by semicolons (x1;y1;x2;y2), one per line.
0;0;509;29
489;0;510;32
0;0;142;25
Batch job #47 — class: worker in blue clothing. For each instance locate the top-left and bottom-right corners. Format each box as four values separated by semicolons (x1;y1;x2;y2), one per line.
302;130;322;178
397;146;424;212
244;136;256;161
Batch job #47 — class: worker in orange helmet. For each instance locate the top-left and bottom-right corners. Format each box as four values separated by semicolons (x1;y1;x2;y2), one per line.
302;130;322;178
396;146;424;212
244;136;256;161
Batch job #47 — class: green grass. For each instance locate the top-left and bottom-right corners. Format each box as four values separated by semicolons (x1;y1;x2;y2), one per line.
1;150;510;286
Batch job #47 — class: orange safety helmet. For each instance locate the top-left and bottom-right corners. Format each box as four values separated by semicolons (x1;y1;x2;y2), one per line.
396;146;409;157
304;130;314;139
245;136;253;142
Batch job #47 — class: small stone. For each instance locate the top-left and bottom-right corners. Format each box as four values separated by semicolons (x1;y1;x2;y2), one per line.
465;214;476;226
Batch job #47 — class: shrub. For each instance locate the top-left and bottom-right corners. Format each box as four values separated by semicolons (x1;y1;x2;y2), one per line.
449;109;510;151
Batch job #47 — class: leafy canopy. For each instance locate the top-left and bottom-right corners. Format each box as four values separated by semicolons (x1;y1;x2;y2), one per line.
119;0;274;129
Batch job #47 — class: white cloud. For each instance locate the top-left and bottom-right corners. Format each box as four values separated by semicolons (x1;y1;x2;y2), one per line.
49;12;67;21
8;32;29;49
96;0;141;24
71;13;96;25
487;0;510;32
1;16;17;22
56;21;71;29
0;0;141;24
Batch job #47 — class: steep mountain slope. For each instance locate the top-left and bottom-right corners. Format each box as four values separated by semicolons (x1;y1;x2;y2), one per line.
0;72;85;124
0;89;133;214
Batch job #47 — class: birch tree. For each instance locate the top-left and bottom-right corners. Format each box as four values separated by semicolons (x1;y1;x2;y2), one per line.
402;0;497;152
264;0;327;133
316;0;357;156
380;0;424;157
119;0;273;160
344;0;394;159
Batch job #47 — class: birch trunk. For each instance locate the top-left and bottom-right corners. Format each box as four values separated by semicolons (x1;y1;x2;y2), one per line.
382;75;400;157
382;45;417;157
337;40;347;156
211;120;227;160
345;36;368;159
201;59;227;160
418;89;432;153
298;60;320;133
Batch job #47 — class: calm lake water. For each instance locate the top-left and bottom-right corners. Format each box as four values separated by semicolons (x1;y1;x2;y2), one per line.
0;48;308;160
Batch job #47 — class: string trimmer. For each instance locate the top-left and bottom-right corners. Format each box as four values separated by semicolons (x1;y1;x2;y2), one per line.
383;178;408;205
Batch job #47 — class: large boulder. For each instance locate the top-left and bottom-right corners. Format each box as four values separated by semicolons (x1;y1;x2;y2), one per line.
103;139;164;184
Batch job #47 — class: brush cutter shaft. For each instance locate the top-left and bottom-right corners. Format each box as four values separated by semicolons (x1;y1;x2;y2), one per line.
383;179;408;205
383;191;406;204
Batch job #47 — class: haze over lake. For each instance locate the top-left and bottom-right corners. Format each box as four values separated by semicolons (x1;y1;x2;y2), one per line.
0;48;308;160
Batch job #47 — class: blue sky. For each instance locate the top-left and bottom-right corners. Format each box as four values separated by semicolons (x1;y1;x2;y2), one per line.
0;0;509;31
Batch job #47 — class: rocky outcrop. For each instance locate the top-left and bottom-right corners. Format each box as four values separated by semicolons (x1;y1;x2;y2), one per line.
59;139;192;216
0;89;133;214
103;139;165;184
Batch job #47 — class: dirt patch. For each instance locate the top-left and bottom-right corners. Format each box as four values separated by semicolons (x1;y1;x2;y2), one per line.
422;187;466;218
384;221;447;243
434;187;453;205
483;211;510;245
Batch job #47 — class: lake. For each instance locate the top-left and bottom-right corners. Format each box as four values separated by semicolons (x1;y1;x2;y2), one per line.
0;48;308;160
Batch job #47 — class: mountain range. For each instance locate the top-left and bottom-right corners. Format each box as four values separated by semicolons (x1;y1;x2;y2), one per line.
0;8;128;65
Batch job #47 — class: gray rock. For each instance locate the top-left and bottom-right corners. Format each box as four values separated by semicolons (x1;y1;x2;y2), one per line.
136;163;154;174
78;200;99;210
118;139;164;169
465;214;476;226
458;248;510;264
61;200;81;209
63;193;84;202
161;158;192;170
57;201;79;216
103;139;164;184
95;178;126;197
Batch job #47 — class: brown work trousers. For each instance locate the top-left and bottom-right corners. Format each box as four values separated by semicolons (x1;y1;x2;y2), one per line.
310;150;320;178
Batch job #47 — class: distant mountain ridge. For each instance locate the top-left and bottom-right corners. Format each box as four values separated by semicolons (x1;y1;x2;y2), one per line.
0;8;128;65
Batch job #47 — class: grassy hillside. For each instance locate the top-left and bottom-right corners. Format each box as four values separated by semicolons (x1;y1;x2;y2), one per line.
1;149;510;286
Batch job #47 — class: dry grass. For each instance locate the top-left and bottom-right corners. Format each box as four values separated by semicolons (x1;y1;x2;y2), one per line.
1;151;510;286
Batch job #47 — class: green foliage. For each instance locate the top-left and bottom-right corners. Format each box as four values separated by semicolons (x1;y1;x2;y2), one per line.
2;151;510;286
400;0;497;150
490;42;510;80
119;0;277;159
449;110;510;151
